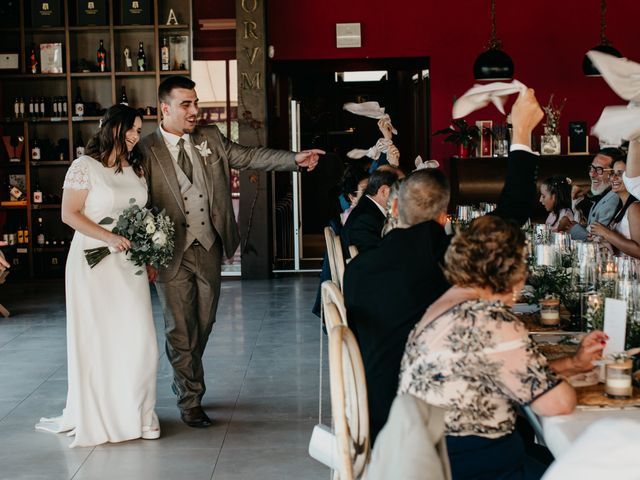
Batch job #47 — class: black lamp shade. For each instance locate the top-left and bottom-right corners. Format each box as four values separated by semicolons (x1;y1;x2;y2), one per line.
582;44;623;77
473;49;514;81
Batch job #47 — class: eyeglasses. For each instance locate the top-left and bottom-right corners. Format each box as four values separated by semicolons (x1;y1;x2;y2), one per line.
610;170;625;178
589;165;613;176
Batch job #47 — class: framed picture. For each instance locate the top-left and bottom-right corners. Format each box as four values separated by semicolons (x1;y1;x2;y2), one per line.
568;121;589;155
169;35;189;71
475;120;492;157
40;43;63;73
541;134;561;155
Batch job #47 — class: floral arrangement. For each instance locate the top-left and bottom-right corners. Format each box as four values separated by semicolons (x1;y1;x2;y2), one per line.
542;94;566;136
84;198;175;273
527;265;572;304
433;119;481;149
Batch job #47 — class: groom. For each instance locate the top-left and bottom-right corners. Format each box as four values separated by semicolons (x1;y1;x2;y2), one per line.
141;76;323;427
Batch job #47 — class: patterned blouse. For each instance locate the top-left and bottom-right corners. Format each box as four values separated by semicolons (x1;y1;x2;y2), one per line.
398;299;560;439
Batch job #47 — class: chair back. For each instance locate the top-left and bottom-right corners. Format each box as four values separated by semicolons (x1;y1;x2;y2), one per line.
521;404;547;448
321;280;348;333
329;324;370;480
324;226;346;290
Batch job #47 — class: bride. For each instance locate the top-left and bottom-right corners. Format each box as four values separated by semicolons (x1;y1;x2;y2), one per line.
36;104;160;447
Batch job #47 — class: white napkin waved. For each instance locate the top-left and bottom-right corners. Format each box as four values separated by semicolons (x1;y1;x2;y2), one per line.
452;80;527;119
343;102;398;134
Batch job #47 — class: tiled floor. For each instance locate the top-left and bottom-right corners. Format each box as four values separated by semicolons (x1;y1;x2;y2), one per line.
0;277;331;480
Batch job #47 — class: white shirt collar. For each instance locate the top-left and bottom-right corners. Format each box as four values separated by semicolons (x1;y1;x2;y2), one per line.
160;123;190;147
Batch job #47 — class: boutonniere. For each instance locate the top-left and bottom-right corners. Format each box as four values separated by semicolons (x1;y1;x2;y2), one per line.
194;140;212;159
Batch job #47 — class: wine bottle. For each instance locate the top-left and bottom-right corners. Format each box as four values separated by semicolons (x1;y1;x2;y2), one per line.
62;96;68;117
36;217;45;246
13;97;19;119
74;87;84;117
28;96;34;118
31;137;41;161
137;42;146;72
17;225;24;244
30;45;38;74
120;86;129;106
19;97;25;118
75;132;85;159
39;96;45;117
33;181;43;203
161;37;170;71
97;39;107;73
23;226;29;245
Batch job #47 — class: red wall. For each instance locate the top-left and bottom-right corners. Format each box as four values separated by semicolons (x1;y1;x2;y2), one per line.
266;0;640;161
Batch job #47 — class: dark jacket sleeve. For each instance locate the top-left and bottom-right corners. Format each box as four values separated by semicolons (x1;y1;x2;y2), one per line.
491;149;539;226
342;212;383;253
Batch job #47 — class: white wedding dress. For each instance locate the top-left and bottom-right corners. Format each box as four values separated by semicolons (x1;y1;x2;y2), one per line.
36;156;159;447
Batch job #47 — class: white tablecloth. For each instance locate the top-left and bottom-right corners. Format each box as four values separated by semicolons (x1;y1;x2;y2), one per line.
541;413;640;479
541;408;640;458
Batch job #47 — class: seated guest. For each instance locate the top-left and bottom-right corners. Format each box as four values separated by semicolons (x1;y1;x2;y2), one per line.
589;159;640;258
340;167;402;254
398;216;606;480
558;148;622;239
624;139;640;197
344;88;543;444
539;176;574;231
339;165;370;225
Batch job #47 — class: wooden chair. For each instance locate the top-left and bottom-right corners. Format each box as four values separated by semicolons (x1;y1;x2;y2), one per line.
321;280;348;333
329;324;370;480
324;226;346;291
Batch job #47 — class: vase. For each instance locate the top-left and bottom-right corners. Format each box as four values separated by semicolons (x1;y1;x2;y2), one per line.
457;144;470;158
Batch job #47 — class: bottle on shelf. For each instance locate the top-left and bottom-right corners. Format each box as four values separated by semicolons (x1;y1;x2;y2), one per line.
39;96;45;117
17;224;24;244
33;182;43;203
13;97;20;119
30;45;38;74
62;96;68;117
161;37;170;71
75;132;85;159
74;88;84;117
120;86;129;106
19;97;25;118
36;217;45;246
31;136;41;161
28;96;35;118
52;97;59;117
97;39;107;73
23;226;29;245
137;42;146;72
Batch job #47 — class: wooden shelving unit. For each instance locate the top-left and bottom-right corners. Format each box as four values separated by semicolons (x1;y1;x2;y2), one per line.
0;0;192;279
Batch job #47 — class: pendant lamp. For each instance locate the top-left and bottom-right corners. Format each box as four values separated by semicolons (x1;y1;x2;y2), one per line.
473;0;514;81
582;0;622;77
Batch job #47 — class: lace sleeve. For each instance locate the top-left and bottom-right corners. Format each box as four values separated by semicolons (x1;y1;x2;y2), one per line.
63;158;91;190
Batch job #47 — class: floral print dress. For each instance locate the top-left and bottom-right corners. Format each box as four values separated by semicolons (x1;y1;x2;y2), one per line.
398;299;559;439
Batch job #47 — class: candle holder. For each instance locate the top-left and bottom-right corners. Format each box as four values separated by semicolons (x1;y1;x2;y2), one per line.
605;358;633;399
540;296;561;326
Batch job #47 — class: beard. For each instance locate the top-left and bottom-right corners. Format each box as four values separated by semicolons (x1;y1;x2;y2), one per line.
591;181;610;196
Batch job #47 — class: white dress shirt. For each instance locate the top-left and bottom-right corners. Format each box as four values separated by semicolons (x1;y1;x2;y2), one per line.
159;124;194;166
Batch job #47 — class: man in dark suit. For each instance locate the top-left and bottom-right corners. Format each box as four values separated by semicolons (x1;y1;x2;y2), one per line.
343;88;544;443
141;76;323;428
341;167;402;255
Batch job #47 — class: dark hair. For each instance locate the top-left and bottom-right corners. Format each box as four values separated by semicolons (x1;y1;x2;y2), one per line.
340;164;369;199
85;104;143;176
364;169;400;196
541;176;572;222
444;216;527;294
398;169;450;225
158;75;196;104
596;147;625;167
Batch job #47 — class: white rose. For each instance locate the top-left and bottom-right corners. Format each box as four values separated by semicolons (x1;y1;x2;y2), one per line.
145;221;156;234
152;231;167;246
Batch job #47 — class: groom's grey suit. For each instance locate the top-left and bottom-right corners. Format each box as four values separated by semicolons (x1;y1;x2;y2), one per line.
141;124;296;409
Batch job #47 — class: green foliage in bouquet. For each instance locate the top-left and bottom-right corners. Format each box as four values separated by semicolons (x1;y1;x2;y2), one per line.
84;198;175;273
527;265;572;304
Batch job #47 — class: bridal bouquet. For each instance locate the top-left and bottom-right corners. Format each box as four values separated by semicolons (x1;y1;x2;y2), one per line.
84;198;175;273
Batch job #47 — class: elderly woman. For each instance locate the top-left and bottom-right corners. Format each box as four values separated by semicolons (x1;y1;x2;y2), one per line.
398;216;606;480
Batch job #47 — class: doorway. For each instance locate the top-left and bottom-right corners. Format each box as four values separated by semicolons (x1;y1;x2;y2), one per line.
267;57;430;271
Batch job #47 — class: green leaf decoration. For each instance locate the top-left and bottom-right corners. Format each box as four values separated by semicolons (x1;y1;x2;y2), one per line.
98;217;115;225
135;270;143;275
129;197;136;204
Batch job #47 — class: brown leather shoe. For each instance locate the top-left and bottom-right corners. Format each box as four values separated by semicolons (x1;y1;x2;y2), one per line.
180;406;213;428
